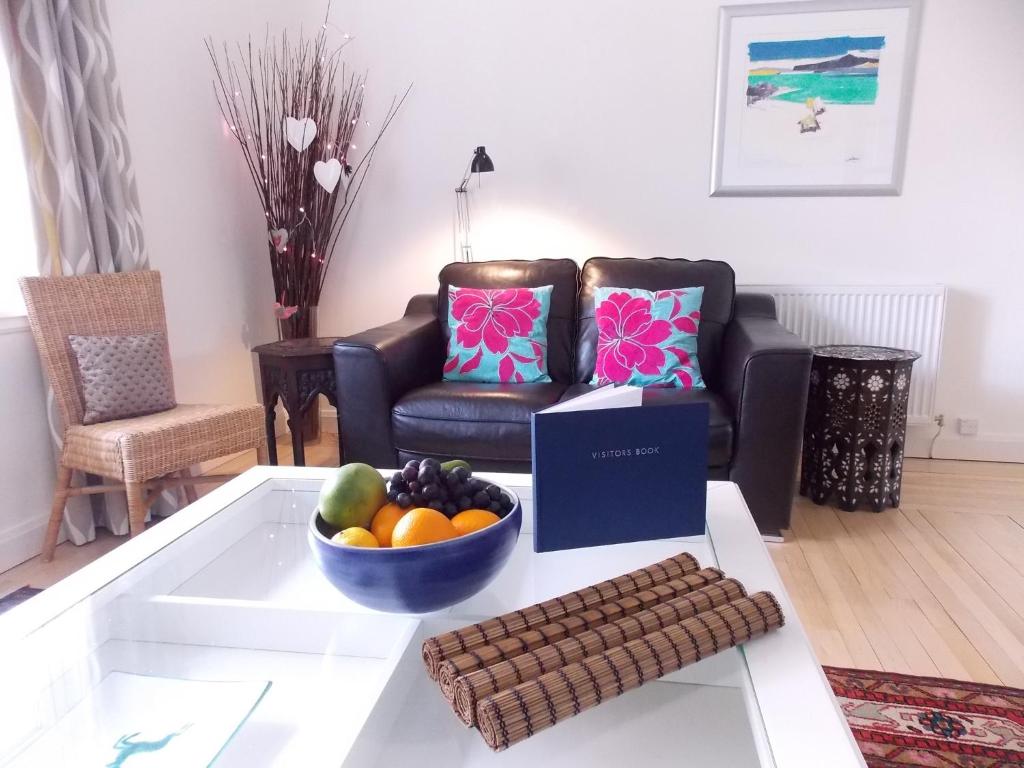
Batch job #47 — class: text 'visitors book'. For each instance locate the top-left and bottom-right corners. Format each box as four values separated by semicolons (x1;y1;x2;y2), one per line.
531;386;709;553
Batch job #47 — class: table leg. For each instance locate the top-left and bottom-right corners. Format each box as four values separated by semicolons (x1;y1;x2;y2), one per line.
288;412;306;466
264;406;279;466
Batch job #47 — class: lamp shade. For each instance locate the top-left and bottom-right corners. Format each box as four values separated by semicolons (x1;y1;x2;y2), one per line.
470;146;494;174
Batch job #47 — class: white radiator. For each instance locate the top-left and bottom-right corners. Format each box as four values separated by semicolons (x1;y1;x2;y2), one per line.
740;285;947;422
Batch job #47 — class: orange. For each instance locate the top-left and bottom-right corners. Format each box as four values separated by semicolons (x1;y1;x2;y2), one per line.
391;508;458;548
370;503;408;547
451;509;501;537
332;527;379;548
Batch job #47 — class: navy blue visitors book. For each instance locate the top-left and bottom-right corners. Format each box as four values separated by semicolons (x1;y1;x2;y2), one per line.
531;394;709;553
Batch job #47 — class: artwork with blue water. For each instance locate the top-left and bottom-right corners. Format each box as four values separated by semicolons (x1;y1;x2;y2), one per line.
746;35;885;134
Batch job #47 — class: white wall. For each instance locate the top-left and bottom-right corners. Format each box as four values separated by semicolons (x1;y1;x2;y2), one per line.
0;322;57;571
106;1;285;407
106;0;1024;461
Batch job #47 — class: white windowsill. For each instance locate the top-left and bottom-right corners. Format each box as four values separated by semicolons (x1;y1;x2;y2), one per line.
0;315;29;335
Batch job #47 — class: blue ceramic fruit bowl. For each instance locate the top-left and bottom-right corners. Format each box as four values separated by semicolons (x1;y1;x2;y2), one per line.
307;483;522;614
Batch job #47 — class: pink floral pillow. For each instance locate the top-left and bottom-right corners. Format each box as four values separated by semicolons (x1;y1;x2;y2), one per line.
443;285;552;383
590;286;705;389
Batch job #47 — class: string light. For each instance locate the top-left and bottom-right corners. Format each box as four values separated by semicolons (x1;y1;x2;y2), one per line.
261;153;267;160
298;206;305;213
326;143;333;150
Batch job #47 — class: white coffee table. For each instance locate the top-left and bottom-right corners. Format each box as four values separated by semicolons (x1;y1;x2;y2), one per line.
0;468;864;767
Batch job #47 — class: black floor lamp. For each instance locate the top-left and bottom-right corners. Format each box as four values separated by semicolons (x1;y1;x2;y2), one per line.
454;146;494;263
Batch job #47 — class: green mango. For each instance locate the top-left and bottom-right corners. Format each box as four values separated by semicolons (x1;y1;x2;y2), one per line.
440;459;472;474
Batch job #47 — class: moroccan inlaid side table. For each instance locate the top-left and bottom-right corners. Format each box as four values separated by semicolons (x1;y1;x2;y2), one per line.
800;345;921;512
253;337;341;466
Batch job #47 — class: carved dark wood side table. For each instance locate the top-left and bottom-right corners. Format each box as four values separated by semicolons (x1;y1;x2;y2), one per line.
253;337;341;466
800;345;921;512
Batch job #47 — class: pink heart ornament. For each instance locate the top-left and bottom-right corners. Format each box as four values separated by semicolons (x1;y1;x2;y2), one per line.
268;228;289;253
273;302;298;320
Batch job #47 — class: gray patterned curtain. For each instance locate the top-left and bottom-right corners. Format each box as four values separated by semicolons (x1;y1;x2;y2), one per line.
2;0;177;544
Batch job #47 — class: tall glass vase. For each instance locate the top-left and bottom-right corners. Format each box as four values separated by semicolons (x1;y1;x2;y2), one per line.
278;305;318;341
276;305;321;441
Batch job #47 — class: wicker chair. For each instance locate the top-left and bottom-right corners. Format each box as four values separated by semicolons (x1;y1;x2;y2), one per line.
20;270;269;561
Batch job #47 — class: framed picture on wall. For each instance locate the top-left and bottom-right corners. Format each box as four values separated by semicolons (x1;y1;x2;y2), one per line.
710;0;922;196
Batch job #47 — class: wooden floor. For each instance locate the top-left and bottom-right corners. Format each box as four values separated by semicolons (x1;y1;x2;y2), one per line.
3;444;1024;688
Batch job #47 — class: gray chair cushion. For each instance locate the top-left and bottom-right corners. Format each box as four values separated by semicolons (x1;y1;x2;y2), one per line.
69;332;176;425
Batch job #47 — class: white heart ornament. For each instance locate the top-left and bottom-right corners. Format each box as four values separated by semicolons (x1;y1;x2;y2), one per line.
268;228;289;253
314;158;343;193
284;116;317;151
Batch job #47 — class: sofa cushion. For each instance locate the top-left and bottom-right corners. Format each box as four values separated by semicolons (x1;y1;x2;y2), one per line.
69;332;176;425
590;286;705;389
558;384;734;467
443;285;553;383
576;258;735;388
393;381;568;462
439;259;579;384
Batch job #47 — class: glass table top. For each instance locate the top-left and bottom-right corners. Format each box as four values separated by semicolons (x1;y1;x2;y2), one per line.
0;470;862;767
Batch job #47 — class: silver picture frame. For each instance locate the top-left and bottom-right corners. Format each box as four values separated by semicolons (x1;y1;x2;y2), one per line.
710;0;922;197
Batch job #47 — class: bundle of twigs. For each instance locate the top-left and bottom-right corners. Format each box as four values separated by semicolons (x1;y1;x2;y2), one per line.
206;8;410;335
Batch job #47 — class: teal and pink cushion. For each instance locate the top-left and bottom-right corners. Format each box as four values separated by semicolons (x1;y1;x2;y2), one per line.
590;286;705;389
443;285;553;383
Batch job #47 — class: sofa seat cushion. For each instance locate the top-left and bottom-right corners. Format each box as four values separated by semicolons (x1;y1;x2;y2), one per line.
392;381;568;462
558;385;734;467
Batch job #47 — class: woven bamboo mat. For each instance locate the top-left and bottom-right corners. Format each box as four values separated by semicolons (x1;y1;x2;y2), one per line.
421;552;700;680
421;551;784;751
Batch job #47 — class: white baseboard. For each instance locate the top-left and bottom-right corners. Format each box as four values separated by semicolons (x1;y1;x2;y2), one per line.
320;406;339;434
905;421;1024;462
932;432;1024;463
0;515;64;573
905;421;939;458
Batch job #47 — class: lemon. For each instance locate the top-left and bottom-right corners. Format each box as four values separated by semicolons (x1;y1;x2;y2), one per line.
332;527;380;548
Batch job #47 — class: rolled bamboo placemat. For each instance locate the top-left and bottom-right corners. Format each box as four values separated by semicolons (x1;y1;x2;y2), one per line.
476;591;784;751
453;577;746;725
422;552;701;679
437;567;725;700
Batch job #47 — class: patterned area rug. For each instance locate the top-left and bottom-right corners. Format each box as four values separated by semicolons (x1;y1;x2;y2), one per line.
825;666;1024;767
0;586;42;615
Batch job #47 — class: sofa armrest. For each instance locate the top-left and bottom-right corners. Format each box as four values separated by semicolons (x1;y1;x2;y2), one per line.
334;296;444;466
721;293;812;534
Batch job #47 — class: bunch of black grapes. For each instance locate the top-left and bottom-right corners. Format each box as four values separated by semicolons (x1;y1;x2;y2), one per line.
387;458;514;519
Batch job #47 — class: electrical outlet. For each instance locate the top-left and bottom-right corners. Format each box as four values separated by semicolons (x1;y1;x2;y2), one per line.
957;417;979;436
935;413;945;428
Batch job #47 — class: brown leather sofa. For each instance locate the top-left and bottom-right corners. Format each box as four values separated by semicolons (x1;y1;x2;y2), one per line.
333;258;811;535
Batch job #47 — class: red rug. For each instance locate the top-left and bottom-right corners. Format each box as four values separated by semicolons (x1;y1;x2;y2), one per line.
824;666;1024;767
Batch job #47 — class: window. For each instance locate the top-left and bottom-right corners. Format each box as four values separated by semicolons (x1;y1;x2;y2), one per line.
0;37;39;317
